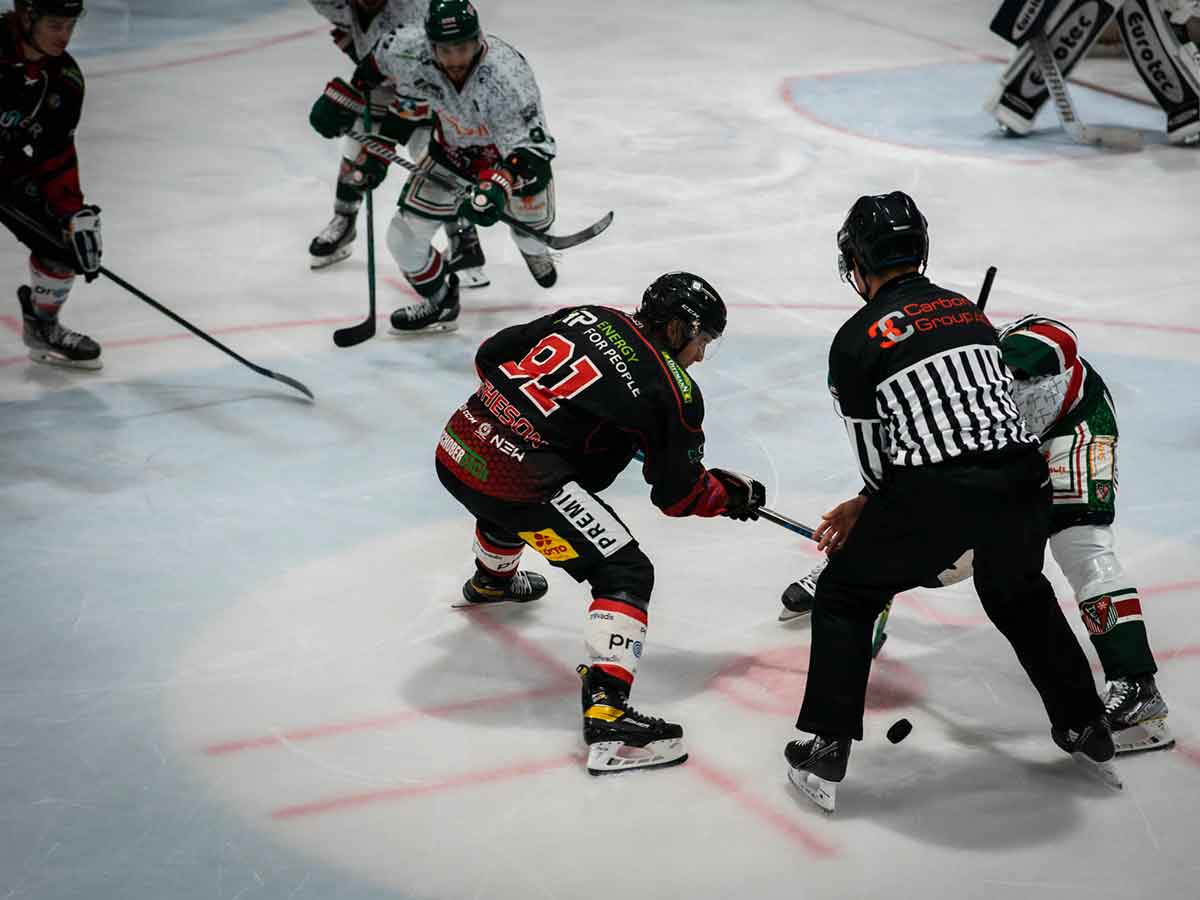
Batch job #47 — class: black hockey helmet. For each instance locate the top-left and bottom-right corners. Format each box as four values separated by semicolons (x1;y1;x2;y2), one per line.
837;191;929;282
16;0;84;18
638;272;726;340
425;0;481;44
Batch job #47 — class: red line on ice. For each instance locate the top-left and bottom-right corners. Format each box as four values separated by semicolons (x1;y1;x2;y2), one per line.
687;756;838;858
271;754;581;820
203;683;573;756
89;26;324;79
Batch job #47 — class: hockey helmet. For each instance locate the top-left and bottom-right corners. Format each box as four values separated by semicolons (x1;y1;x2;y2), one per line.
425;0;481;44
16;0;84;18
639;272;726;340
837;191;929;282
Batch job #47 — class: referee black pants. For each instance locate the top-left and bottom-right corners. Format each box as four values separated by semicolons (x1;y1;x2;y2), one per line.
796;448;1103;741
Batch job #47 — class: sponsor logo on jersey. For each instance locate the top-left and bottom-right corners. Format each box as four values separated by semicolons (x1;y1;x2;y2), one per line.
438;426;489;482
662;354;693;403
868;312;914;348
518;527;579;561
1125;9;1184;105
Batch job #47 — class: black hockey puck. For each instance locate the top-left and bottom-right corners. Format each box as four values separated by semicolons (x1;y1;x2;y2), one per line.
886;718;912;744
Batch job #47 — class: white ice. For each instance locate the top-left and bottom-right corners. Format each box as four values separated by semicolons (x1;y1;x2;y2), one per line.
2;2;1199;899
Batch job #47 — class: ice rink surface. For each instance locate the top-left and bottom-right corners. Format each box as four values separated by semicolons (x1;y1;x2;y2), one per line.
2;2;1199;898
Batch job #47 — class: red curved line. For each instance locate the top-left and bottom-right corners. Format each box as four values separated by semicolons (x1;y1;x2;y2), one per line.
89;26;324;79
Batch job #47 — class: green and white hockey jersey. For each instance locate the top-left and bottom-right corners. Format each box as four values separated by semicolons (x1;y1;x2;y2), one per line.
998;314;1114;441
309;1;423;61
371;28;556;186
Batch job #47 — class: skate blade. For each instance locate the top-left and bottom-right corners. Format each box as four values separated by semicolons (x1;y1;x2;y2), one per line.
586;738;687;775
309;246;353;270
388;321;460;336
1114;718;1175;755
778;605;810;623
1071;752;1123;791
455;267;490;289
450;594;539;609
787;766;837;814
28;349;102;371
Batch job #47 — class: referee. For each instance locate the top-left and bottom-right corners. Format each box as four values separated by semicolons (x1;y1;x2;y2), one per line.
785;192;1114;809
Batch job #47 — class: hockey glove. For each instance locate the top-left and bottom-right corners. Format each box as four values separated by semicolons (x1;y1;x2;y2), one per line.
343;144;392;191
63;205;101;282
310;78;366;139
458;170;511;227
709;468;766;522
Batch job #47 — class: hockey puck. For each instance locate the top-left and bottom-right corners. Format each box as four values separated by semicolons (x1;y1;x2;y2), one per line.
886;718;912;744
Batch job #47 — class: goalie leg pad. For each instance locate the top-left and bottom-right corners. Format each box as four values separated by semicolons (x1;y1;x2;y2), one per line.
990;0;1065;46
985;0;1121;132
1117;0;1200;143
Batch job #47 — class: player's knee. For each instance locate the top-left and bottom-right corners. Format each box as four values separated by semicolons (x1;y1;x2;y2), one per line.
588;545;654;608
386;213;432;271
1050;525;1125;599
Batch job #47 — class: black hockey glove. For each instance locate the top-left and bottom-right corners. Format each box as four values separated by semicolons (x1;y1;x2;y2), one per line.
310;78;366;139
709;468;766;522
63;205;101;282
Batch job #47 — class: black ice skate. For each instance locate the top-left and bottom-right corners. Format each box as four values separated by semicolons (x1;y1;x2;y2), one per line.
446;220;489;289
1105;675;1173;755
452;569;548;608
577;664;686;775
520;250;557;288
18;286;102;370
1052;717;1122;790
389;273;460;334
785;734;850;814
309;211;356;269
779;557;828;622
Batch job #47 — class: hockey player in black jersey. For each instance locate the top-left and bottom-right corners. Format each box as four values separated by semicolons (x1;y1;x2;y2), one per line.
784;192;1115;811
435;272;765;775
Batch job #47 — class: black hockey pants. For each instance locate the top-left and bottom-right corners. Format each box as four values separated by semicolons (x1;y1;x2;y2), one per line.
796;448;1103;741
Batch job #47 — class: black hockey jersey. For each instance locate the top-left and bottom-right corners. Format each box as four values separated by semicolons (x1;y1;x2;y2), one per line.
828;272;1037;492
0;13;86;216
436;305;730;515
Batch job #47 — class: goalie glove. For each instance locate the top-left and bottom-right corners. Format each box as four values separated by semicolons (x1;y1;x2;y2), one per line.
458;169;511;227
708;468;766;522
309;77;366;139
63;205;101;282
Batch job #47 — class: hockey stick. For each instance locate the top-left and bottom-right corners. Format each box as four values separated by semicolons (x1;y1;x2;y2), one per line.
1030;34;1144;151
3;205;314;399
333;109;378;348
345;129;614;251
978;265;997;312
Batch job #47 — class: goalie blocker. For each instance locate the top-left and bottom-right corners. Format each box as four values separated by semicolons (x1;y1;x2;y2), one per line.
985;0;1200;145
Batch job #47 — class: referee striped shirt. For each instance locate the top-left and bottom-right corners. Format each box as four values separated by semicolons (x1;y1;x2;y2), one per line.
829;273;1037;492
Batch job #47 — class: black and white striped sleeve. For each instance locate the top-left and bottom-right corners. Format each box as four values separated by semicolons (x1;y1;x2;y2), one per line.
842;415;887;493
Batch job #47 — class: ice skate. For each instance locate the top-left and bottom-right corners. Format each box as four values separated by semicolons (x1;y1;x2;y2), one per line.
1105;675;1174;755
1052;717;1122;790
452;569;548;608
18;287;102;370
446;220;489;289
785;734;849;814
309;211;356;269
520;250;557;288
389;273;460;335
577;664;686;775
779;557;828;621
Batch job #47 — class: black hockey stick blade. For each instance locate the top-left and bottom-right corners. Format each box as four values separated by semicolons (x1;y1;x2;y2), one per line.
262;368;316;400
333;317;376;348
978;265;997;312
541;210;614;250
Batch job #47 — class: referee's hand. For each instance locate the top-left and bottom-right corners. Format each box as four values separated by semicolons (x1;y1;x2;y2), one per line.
814;495;867;553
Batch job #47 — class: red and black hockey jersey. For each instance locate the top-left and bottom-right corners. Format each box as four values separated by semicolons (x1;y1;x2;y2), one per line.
436;305;731;516
0;13;86;217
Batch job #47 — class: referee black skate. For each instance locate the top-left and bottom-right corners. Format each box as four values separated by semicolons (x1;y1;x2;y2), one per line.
785;192;1116;812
